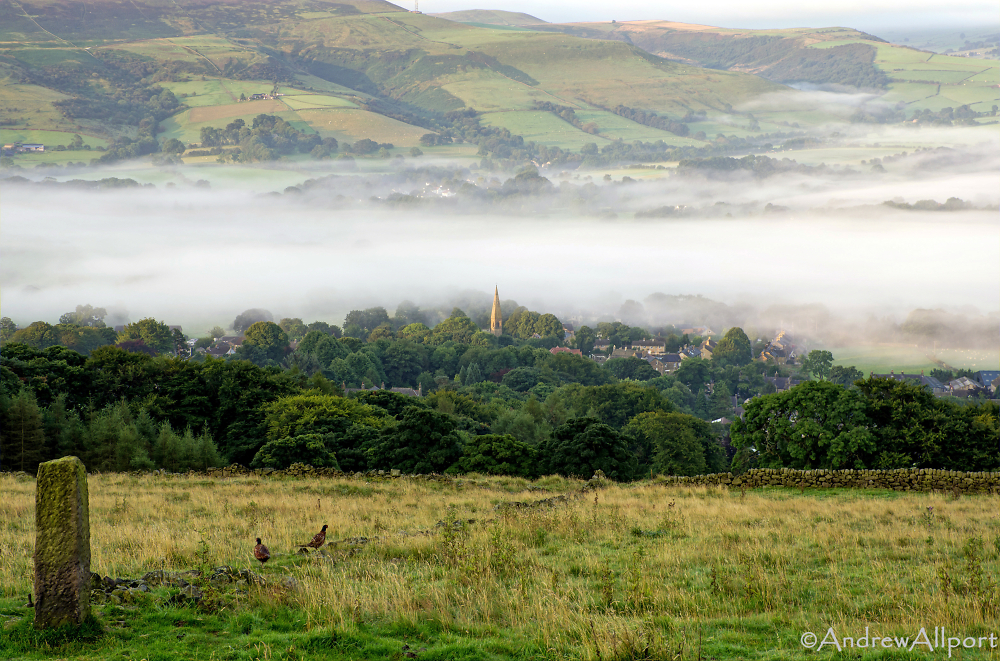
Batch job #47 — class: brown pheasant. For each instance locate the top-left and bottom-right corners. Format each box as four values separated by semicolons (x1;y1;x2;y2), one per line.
254;538;271;566
298;524;328;550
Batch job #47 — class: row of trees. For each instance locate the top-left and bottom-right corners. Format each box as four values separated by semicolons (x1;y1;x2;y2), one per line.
732;378;998;472
2;337;732;478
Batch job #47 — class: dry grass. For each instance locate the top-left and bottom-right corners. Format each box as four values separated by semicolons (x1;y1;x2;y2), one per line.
187;99;287;124
2;473;998;658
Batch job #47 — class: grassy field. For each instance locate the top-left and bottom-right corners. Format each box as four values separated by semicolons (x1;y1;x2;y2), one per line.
481;111;605;148
294;108;431;146
932;348;1000;373
831;345;939;374
0;2;995;163
1;472;998;660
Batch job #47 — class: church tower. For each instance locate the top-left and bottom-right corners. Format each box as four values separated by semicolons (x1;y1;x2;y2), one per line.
490;286;503;337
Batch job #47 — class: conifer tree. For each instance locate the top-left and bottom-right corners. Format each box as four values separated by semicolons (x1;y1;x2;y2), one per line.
465;363;483;386
2;389;45;473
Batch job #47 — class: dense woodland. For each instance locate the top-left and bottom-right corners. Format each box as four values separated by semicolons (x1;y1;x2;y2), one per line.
2;302;996;479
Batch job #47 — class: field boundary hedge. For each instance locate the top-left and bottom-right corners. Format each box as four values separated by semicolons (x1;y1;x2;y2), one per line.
6;465;998;493
203;464;1000;493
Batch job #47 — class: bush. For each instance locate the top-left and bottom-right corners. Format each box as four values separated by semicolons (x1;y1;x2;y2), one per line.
540;417;637;481
250;434;340;470
368;406;463;474
456;433;537;477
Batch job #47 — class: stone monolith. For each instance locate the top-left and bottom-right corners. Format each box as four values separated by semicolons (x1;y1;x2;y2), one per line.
33;456;91;628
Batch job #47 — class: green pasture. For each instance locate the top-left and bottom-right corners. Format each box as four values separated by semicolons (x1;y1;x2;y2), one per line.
880;81;940;104
770;146;905;166
439;69;555;112
280;94;357;110
220;80;285;98
938;85;1000;110
158;108;308;145
892;70;978;84
284;14;429;51
682;119;767;140
831;345;938;374
295;108;430;146
286;73;366;96
159;80;235;107
8;47;97;68
573;110;704;146
6;155;95;170
103;40;202;63
874;44;934;66
481;111;603;149
933;348;1000;372
0;128;108;148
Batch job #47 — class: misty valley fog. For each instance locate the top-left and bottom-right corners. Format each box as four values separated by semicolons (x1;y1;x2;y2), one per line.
3;120;999;334
2;156;998;334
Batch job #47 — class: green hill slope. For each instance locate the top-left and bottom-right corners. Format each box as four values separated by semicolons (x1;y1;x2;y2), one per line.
527;20;1000;113
0;0;786;155
429;10;550;26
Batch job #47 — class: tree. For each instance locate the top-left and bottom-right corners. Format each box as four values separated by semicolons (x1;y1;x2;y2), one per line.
456;434;537;477
431;309;480;344
0;317;17;342
465;362;483;386
712;327;752;367
278;318;308;341
10;322;59;349
209;326;226;339
117;318;173;354
250;434;340;470
59;304;107;327
562;382;673;429
368;407;463;474
1;389;45;473
381;340;427;387
263;394;387;441
540;417;636;481
802;350;834;380
162;138;186;154
829;365;864;387
243;321;289;362
575;326;596;355
731;381;874;470
344;307;390;333
297;331;349;367
625;411;706;476
233;309;273;334
604;356;659;381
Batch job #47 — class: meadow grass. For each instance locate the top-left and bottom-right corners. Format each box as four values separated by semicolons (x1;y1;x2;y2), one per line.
1;472;997;660
831;345;938;374
294;108;431;146
932;348;1000;373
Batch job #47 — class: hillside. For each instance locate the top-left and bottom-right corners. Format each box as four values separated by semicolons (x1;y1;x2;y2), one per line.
527;20;1000;112
0;0;783;157
429;10;550;27
1;0;995;171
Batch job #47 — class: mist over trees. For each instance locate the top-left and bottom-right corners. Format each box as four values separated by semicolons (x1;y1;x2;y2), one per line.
3;288;996;479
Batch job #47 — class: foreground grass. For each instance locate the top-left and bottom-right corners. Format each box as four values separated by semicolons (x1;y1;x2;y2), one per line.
1;472;998;660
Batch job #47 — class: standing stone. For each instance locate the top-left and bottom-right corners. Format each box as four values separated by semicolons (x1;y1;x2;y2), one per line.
34;456;91;628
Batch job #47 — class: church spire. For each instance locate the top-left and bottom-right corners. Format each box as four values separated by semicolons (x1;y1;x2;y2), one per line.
490;286;502;337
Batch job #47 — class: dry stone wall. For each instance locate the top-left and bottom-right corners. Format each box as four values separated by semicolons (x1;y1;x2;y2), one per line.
188;464;1000;494
660;467;1000;494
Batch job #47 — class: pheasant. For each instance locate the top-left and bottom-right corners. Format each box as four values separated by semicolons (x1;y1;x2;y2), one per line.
298;524;328;550
254;538;271;566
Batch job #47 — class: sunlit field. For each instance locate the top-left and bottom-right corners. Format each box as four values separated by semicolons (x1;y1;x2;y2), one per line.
2;472;998;660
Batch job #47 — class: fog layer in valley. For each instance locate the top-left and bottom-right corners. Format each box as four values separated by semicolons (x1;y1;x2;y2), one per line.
3;121;998;335
2;193;997;337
